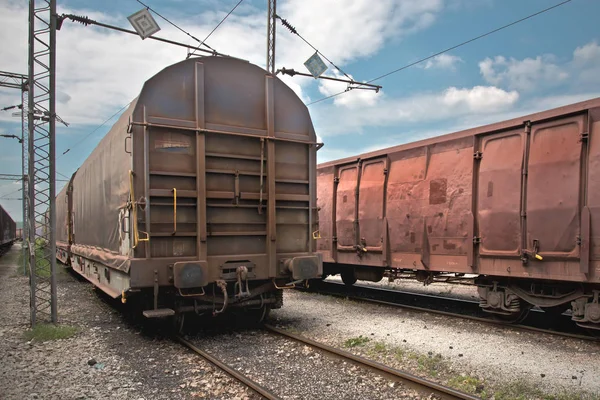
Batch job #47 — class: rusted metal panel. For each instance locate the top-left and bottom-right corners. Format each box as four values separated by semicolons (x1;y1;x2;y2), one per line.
477;129;523;256
586;107;600;282
358;158;386;250
526;116;584;259
335;164;358;249
64;56;321;291
319;97;600;283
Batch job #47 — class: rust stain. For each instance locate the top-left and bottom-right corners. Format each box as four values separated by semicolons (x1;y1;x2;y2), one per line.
427;225;433;234
443;240;456;250
487;181;494;197
429;178;447;205
410;232;416;243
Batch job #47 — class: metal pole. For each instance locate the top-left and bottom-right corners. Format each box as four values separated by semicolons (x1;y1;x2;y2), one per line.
21;86;29;276
27;0;36;326
28;0;58;326
266;0;276;74
49;0;58;323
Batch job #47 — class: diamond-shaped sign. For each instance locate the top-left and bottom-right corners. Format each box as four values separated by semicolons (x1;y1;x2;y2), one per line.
127;8;161;40
304;52;328;78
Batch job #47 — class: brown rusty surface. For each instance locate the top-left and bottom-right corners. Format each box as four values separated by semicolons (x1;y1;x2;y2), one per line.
0;205;16;246
317;97;600;283
59;56;320;285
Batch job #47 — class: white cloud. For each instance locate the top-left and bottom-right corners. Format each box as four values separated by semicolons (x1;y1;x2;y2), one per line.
422;54;463;70
312;85;519;136
573;41;600;65
0;0;446;127
479;55;568;91
572;41;600;85
442;86;519;111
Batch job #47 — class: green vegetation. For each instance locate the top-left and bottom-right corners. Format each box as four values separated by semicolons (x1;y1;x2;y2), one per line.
17;239;53;277
492;380;598;400
343;335;371;348
373;341;387;353
412;352;444;377
351;339;598;400
24;324;78;342
448;375;487;398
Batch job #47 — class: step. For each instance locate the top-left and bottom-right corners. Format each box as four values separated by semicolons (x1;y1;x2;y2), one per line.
142;308;176;318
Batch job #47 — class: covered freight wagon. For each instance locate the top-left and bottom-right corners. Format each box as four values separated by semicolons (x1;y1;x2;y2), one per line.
56;56;322;326
317;97;600;329
0;205;17;255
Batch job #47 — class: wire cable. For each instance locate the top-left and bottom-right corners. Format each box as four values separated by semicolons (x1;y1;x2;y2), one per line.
135;0;215;50
277;15;352;81
187;0;245;58
59;101;133;159
307;0;573;106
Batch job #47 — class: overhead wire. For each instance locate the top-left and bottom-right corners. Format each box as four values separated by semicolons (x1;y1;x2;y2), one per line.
187;0;246;58
60;1;241;160
135;0;215;50
59;101;133;159
276;15;352;81
307;0;574;106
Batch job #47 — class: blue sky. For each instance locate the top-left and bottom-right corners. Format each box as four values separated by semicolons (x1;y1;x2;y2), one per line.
1;0;599;221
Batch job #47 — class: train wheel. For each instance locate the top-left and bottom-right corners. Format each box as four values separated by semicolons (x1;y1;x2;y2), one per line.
341;271;357;286
493;303;532;324
171;313;186;334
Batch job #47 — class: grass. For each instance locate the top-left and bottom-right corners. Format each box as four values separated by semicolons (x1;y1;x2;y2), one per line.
16;239;54;277
448;375;487;398
492;380;598;400
343;335;371;348
413;352;444;377
24;323;78;342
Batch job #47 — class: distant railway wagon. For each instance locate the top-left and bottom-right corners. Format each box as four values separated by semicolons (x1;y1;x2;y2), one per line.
0;205;16;256
55;56;322;327
316;98;600;330
16;228;22;240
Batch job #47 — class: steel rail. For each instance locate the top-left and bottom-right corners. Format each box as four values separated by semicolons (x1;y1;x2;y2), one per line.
264;324;479;400
176;335;280;400
308;281;599;342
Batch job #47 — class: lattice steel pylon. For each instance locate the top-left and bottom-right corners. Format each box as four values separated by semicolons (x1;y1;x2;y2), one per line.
266;0;276;74
0;71;30;278
28;0;57;325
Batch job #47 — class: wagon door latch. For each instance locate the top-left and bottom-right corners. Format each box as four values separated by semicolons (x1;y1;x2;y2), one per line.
521;239;543;264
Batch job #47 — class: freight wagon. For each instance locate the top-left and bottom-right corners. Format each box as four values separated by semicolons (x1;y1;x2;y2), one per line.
317;98;600;330
0;205;17;256
56;56;322;328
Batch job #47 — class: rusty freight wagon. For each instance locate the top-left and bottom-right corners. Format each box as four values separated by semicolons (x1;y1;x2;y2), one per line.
56;56;322;327
0;205;16;256
317;97;600;330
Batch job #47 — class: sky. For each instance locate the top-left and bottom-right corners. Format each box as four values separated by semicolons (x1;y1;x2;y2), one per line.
1;0;600;222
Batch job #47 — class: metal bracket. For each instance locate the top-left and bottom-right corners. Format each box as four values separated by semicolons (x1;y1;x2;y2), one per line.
473;236;481;244
333;177;339;183
579;132;589;143
473;151;483;160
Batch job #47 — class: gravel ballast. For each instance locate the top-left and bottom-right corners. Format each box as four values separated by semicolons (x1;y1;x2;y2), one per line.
0;244;256;400
271;289;600;399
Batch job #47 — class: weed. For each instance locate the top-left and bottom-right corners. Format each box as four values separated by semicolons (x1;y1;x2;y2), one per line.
394;347;405;361
373;341;387;353
343;335;370;348
24;324;78;342
16;240;57;277
448;375;487;398
416;353;444;377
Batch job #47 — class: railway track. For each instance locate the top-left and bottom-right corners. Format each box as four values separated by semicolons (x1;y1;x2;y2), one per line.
306;281;599;342
176;326;478;400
